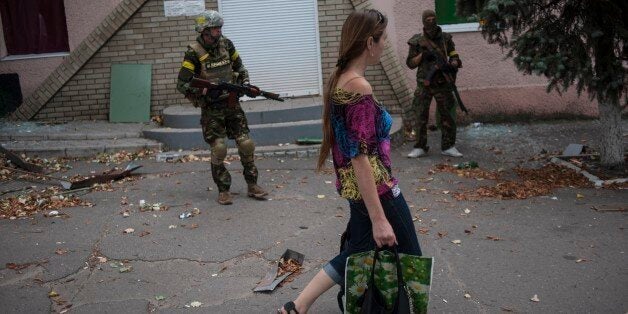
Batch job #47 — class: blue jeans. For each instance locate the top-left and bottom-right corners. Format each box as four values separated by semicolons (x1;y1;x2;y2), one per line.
323;192;422;285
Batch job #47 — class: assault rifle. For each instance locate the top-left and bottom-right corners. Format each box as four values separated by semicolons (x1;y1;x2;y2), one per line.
421;46;468;114
189;77;284;102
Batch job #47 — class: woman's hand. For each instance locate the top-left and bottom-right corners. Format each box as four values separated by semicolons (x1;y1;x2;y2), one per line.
371;217;397;247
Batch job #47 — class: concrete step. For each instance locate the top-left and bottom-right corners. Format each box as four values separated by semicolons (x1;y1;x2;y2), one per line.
143;119;323;150
162;105;322;129
1;138;162;158
0;121;153;141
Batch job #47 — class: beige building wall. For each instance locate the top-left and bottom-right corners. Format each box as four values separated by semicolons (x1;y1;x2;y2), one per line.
373;0;598;119
0;0;122;99
4;0;598;121
26;0;403;121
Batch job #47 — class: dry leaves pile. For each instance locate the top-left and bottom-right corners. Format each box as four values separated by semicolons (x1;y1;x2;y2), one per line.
277;258;303;285
453;164;592;200
92;149;154;164
1;156;72;180
0;186;93;219
433;164;501;180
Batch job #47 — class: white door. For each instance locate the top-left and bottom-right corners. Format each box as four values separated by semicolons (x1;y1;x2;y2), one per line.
218;0;322;98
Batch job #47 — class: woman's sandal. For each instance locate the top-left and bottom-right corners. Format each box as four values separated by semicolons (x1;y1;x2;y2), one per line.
277;301;299;314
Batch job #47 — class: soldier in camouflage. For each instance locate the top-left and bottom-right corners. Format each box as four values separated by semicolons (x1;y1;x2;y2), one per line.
406;10;464;158
176;10;268;205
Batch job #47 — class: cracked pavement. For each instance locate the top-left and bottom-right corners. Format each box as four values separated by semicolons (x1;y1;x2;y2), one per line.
1;120;627;313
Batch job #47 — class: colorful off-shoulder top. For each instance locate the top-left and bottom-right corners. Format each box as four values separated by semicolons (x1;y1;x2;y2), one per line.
330;88;398;201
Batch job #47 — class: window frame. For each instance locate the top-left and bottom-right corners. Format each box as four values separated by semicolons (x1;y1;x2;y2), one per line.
0;0;70;59
435;0;480;33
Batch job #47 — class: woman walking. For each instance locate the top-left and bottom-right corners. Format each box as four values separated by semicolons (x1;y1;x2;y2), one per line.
279;9;422;313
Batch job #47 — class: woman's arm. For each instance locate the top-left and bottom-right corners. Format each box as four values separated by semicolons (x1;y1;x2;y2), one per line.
352;154;397;247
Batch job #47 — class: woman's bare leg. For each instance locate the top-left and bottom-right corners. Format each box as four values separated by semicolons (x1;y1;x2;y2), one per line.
279;269;336;313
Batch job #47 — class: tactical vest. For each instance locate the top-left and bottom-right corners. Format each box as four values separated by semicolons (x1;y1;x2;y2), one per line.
189;37;234;102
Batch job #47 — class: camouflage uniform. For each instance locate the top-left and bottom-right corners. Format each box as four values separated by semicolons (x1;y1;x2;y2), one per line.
176;16;259;195
406;13;462;152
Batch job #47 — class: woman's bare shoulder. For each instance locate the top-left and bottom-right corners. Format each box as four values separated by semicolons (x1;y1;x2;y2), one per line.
340;76;372;96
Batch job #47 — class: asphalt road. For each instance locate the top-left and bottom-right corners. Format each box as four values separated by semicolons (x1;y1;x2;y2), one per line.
1;120;626;313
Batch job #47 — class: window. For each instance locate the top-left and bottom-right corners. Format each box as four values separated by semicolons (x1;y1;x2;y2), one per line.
435;0;480;33
0;0;69;56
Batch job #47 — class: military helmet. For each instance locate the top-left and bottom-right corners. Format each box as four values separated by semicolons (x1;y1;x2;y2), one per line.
195;10;223;33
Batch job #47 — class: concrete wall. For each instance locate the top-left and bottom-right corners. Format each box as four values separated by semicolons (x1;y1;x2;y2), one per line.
0;0;122;99
373;0;598;119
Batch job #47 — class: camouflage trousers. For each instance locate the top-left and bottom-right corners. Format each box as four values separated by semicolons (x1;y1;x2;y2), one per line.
201;104;258;192
411;85;457;151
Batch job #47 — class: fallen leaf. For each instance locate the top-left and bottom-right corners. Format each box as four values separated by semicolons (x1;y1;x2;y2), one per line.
55;248;69;255
123;228;135;234
451;239;462;244
486;235;501;241
190;301;202;307
437;231;448;238
155;295;165;301
576;193;585;199
317;195;326;199
464;293;471;299
463;208;471;214
48;291;59;298
576;258;587;263
530;294;540;302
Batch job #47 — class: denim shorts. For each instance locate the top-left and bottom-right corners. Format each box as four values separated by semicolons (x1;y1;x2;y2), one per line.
322;191;422;285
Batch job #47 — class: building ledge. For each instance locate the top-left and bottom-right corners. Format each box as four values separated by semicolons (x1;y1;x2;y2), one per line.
1;52;69;61
441;22;480;33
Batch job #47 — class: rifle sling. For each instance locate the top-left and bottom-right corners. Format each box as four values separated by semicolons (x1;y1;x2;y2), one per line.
423;37;448;60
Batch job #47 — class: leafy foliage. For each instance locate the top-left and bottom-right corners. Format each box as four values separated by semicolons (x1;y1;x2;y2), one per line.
459;0;627;106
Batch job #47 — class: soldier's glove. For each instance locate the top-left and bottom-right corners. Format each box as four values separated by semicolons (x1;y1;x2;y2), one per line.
243;83;261;97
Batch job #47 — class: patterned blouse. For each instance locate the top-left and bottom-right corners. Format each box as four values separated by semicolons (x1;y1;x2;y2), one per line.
330;88;398;201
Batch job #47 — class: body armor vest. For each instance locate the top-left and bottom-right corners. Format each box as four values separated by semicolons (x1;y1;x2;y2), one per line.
189;37;234;102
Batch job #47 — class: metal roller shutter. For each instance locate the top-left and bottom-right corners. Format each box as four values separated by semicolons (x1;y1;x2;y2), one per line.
218;0;322;98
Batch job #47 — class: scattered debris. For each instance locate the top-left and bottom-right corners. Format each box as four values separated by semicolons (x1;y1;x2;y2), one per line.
433;164;500;180
561;144;586;157
60;163;142;190
0;145;44;173
254;249;305;292
123;228;135;234
1;186;93;219
454;164;591;200
92;149;154;164
530;294;540;302
591;204;627;212
451;239;462;244
189;301;202;307
456;161;478;169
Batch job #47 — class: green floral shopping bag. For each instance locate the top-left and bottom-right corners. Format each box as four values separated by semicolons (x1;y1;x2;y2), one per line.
344;247;433;313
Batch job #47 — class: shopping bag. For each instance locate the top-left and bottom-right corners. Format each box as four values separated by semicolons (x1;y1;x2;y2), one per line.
345;247;433;314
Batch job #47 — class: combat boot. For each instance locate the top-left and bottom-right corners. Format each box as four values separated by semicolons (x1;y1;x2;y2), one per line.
247;184;268;199
217;191;233;205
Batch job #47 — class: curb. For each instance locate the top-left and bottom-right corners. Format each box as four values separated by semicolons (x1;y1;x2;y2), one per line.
550;157;628;188
156;144;321;162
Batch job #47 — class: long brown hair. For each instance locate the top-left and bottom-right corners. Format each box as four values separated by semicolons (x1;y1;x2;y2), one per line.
317;9;388;171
